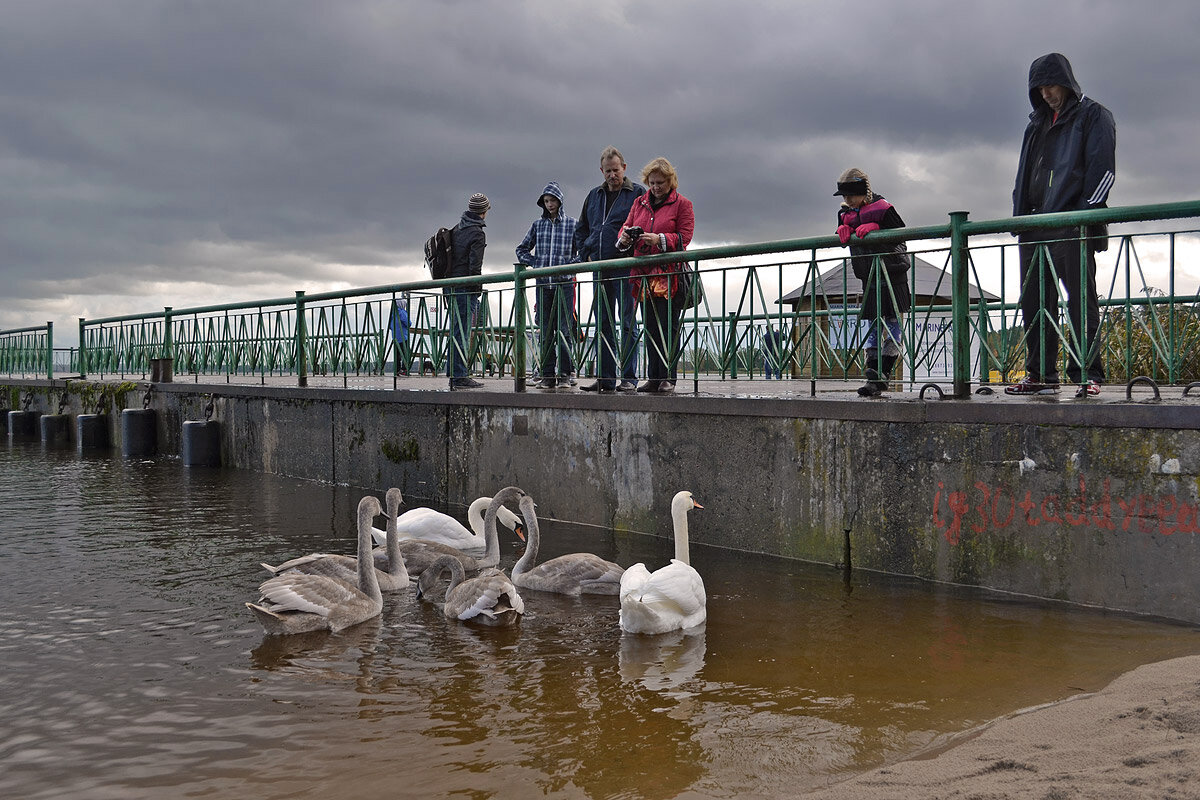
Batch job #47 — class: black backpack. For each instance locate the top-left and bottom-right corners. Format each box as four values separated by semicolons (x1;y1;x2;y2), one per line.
423;227;454;279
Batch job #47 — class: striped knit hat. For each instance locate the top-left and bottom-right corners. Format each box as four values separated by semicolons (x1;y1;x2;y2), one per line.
468;193;490;214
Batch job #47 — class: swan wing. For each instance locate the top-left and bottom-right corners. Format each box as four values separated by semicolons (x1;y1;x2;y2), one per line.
262;552;345;574
520;553;624;595
446;573;525;621
257;572;364;618
397;510;480;550
619;560;706;634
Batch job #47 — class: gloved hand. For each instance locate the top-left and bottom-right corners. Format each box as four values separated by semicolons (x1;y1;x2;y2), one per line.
855;222;880;238
836;224;853;245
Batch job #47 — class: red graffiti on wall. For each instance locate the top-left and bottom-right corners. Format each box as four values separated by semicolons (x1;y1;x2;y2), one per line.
932;477;1200;544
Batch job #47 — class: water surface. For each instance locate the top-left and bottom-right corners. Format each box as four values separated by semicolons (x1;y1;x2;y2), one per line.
1;442;1197;799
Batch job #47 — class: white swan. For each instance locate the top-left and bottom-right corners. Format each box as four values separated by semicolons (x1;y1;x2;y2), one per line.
247;495;385;634
416;554;524;627
261;488;409;592
510;493;625;595
396;487;525;577
370;494;524;553
619;491;706;635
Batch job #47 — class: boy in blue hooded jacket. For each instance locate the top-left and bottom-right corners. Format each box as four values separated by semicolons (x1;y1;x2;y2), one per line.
516;181;580;388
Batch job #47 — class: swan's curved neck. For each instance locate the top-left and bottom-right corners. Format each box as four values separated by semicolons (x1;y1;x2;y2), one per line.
481;506;503;568
511;504;539;578
385;494;407;581
671;503;691;564
358;504;382;598
467;497;490;536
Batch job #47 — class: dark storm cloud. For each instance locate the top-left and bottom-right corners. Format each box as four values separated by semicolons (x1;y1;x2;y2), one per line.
2;0;1199;329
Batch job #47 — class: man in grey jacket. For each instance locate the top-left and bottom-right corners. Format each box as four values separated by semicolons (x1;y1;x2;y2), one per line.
1008;53;1115;398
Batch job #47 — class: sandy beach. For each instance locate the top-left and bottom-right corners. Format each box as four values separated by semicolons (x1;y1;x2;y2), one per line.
807;654;1200;799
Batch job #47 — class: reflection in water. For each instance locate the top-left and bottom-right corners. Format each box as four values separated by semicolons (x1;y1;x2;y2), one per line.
620;627;707;694
3;442;1200;800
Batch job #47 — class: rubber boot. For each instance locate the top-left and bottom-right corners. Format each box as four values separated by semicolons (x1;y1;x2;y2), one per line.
876;354;898;390
858;350;883;397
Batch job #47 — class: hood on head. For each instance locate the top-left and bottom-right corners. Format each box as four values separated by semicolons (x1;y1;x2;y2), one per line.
1028;52;1082;112
536;181;566;214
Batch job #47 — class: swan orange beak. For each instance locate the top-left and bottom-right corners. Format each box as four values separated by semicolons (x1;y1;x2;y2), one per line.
693;500;704;509
514;523;526;542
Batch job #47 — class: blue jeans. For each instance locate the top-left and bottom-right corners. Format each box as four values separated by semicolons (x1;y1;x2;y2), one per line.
594;269;639;386
445;290;479;379
536;279;576;378
863;316;902;376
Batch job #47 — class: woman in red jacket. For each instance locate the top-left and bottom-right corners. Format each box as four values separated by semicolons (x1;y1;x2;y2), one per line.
617;157;695;393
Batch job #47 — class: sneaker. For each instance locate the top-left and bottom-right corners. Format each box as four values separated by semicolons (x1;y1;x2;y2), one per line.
450;377;484;389
565;373;577;386
617;380;637;392
636;381;660;393
1075;379;1101;398
656;381;676;394
1004;376;1060;396
580;381;617;392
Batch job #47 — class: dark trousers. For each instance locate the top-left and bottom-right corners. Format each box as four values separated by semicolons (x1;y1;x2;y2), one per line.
445;290;479;379
642;294;683;383
594;269;639;386
536;280;575;378
1018;231;1105;384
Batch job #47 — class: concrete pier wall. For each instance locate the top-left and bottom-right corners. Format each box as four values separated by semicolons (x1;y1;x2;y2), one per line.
5;379;1199;624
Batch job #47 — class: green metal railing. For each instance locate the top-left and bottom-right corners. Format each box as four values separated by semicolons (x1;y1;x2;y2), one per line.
0;322;53;380
7;201;1199;395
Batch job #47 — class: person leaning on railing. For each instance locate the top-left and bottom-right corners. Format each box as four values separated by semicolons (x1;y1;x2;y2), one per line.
618;156;695;395
1008;52;1115;399
834;167;910;397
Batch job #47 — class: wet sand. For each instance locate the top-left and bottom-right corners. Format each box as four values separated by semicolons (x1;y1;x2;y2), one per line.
807;654;1200;799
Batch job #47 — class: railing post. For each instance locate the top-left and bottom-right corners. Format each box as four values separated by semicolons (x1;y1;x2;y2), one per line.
78;318;88;380
513;263;527;392
949;211;971;398
46;321;54;380
163;306;174;358
295;291;308;388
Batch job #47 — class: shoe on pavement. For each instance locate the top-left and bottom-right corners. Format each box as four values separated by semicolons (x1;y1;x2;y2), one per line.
450;377;484;389
617;380;637;392
1004;376;1060;395
636;381;660;393
857;382;882;397
581;381;617;392
656;381;676;394
1075;379;1101;398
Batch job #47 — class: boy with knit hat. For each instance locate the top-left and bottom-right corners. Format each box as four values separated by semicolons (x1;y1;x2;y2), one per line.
447;192;489;389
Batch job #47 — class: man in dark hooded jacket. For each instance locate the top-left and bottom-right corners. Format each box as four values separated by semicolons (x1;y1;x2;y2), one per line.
1008;53;1115;398
447;192;489;389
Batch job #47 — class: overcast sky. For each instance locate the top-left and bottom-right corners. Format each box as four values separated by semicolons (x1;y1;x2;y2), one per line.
3;0;1198;335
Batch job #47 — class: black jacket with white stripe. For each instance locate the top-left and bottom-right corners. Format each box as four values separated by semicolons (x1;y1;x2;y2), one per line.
1012;53;1116;251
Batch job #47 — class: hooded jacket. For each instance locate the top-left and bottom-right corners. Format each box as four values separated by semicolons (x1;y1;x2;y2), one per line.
1013;53;1116;249
448;210;486;294
573;177;646;264
515;181;579;284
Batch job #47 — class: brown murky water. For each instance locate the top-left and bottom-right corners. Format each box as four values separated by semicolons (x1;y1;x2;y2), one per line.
2;442;1198;799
